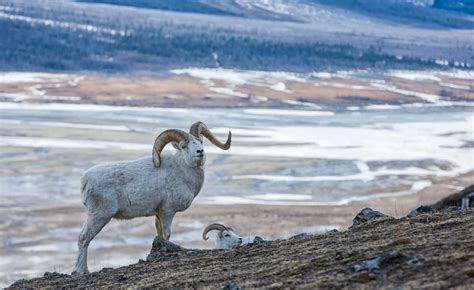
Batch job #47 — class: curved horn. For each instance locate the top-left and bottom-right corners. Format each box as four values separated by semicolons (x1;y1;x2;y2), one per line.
152;129;189;168
189;121;231;150
202;223;228;240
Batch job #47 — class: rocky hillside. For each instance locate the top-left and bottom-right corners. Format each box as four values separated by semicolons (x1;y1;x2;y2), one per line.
9;208;474;289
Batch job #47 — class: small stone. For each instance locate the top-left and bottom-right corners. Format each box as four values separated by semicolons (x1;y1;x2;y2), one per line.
222;281;240;290
349;250;403;273
253;236;265;243
407;205;433;217
43;272;68;278
290;233;308;240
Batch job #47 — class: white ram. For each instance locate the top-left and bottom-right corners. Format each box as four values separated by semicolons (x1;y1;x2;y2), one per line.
202;223;243;249
73;122;231;274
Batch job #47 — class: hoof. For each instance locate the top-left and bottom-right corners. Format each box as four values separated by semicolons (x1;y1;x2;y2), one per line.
71;270;89;275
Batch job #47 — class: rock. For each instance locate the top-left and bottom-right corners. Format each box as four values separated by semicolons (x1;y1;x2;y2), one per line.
349;250;403;272
350;208;393;228
9;278;26;287
186;249;207;255
407;205;433;217
146;236;186;262
222;281;240;290
253;236;265;243
43;272;68;278
289;233;308;241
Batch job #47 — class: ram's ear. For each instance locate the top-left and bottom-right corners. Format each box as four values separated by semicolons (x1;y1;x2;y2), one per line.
171;142;180;150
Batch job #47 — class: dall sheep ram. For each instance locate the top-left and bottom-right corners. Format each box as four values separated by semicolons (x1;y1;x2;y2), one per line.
202;223;243;249
73;122;231;274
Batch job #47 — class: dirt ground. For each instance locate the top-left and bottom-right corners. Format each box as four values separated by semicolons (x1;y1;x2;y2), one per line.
9;207;473;289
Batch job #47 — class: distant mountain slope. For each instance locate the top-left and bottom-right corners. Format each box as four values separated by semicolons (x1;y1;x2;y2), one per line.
77;0;234;16
0;0;472;73
433;0;474;14
76;0;474;26
316;0;473;28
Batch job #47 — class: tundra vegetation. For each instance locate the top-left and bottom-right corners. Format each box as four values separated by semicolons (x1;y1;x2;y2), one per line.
10;206;474;289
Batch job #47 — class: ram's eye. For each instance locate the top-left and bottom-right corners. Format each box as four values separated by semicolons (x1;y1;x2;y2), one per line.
225;234;230;237
181;144;187;149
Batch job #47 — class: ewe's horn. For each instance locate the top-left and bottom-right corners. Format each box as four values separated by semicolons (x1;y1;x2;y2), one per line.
189;121;231;150
202;223;228;240
152;129;189;168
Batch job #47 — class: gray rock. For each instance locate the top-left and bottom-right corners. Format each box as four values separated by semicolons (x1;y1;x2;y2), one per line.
223;281;240;290
43;272;68;278
407;205;433;217
289;233;308;241
351;208;393;228
9;278;26;287
186;249;208;255
349;250;419;274
146;236;186;261
349;250;402;272
253;236;265;243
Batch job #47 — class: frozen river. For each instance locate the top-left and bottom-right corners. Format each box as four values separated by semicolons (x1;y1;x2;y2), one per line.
0;102;472;206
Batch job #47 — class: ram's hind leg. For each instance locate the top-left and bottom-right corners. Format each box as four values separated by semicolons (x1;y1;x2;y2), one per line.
73;214;111;274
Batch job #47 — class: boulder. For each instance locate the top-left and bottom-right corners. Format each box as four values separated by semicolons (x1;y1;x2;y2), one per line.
350;208;393;228
146;236;186;262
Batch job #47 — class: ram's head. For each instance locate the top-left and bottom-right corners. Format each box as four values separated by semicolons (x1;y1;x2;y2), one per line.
152;121;231;168
202;223;243;249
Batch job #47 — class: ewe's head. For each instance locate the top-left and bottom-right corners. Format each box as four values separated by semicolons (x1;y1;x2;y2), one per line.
202;223;243;249
152;121;231;168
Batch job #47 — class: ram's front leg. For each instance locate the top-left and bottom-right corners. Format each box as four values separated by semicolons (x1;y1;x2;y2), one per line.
161;211;175;240
155;210;175;240
155;211;165;238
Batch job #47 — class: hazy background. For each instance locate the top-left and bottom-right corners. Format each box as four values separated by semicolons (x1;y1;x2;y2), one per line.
0;0;473;287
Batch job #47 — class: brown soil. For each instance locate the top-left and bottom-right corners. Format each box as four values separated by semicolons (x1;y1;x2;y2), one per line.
9;208;474;289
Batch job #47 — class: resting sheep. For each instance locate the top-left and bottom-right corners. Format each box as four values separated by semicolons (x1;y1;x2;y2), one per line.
73;122;231;274
202;223;243;249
